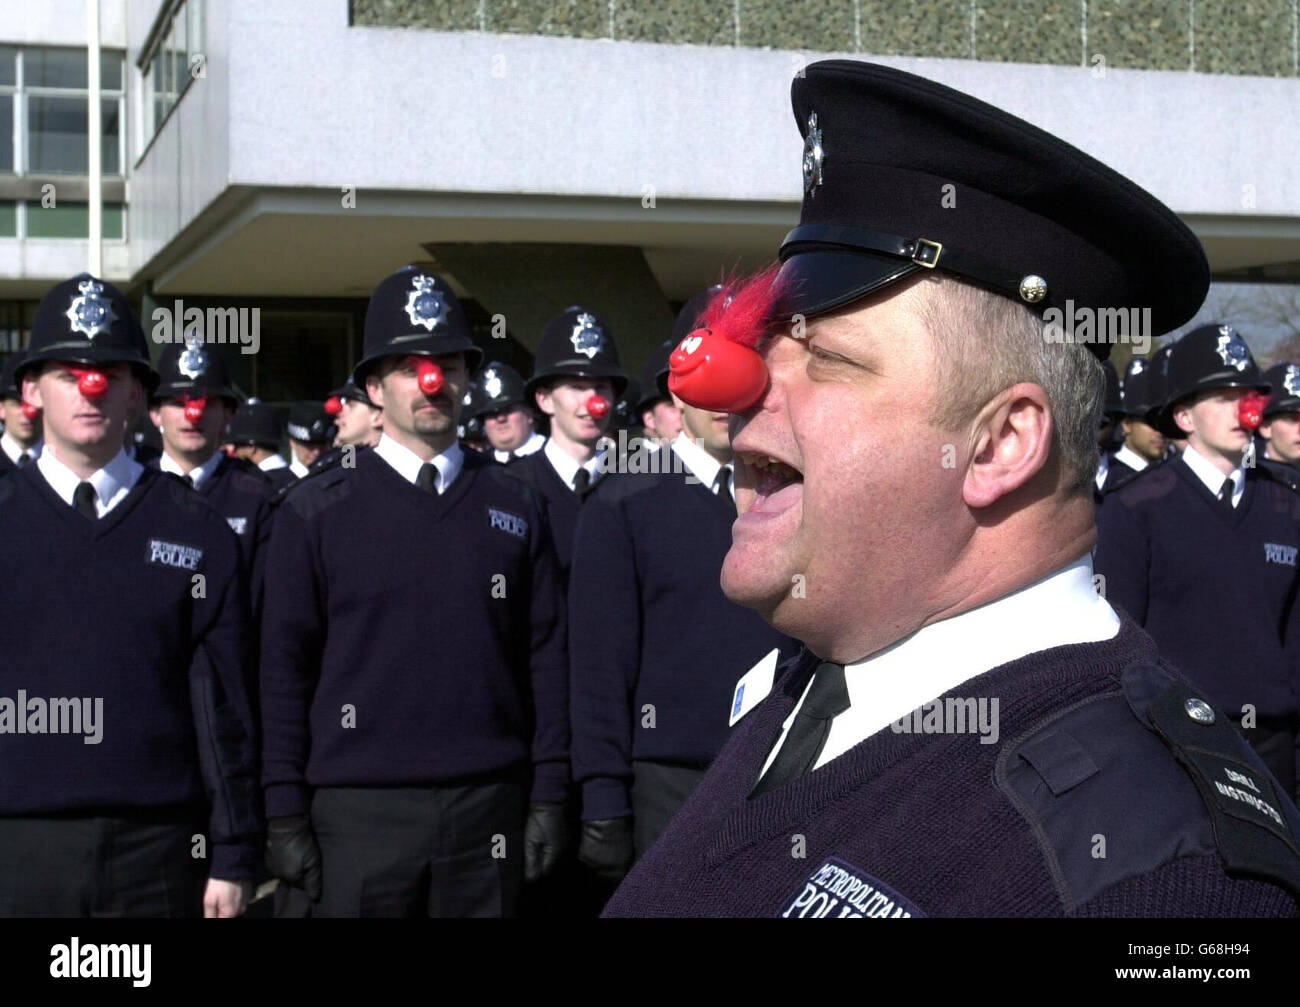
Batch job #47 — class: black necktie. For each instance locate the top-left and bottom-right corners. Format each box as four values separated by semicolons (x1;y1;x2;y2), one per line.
572;468;591;493
73;481;98;521
1218;477;1234;511
184;474;195;488
17;453;31;468
715;467;735;514
751;662;850;797
416;462;439;496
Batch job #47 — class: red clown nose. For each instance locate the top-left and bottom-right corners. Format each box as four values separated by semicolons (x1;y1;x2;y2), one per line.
586;394;610;420
1238;390;1269;432
667;265;782;414
183;395;208;424
71;367;109;399
324;396;343;415
415;358;444;396
20;402;40;420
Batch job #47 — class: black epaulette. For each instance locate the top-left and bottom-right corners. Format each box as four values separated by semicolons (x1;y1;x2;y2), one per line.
999;662;1300;911
1254;457;1300;494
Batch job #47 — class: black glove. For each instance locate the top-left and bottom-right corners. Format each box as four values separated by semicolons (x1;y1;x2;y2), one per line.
578;817;634;882
524;803;569;882
264;814;323;901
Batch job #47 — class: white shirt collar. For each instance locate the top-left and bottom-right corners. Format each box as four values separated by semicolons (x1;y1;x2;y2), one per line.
493;430;546;465
258;454;288;472
1094;451;1109;491
289;458;310;479
761;555;1121;776
1181;443;1244;507
160;449;224;488
1;433;40;465
543;436;604;491
374;433;463;493
36;444;143;517
1112;444;1150;474
670;432;731;493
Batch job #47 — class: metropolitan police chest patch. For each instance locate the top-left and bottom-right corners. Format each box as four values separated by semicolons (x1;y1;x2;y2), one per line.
145;538;204;571
1264;542;1298;566
487;507;527;539
779;857;924;918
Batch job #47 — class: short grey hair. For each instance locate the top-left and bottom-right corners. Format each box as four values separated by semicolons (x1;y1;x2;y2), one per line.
918;277;1103;495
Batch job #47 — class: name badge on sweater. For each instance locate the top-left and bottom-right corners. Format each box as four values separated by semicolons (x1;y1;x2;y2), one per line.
779;857;924;919
145;538;204;571
1263;542;1297;566
227;516;248;535
730;648;779;726
487;507;528;539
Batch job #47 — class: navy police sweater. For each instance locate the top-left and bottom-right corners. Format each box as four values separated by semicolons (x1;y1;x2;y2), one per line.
259;449;569;816
569;462;798;820
507;450;593;581
605;616;1300;916
1094;454;1300;719
0;464;262;879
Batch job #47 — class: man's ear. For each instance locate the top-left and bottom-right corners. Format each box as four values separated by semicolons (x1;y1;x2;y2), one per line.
365;372;386;410
534;386;555;418
1173;402;1195;436
148;404;163;429
962;382;1054;510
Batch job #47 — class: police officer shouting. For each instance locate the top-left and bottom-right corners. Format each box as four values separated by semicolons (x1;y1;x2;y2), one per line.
0;351;42;471
604;62;1300;917
260;266;569;917
0;275;261;917
1097;325;1300;796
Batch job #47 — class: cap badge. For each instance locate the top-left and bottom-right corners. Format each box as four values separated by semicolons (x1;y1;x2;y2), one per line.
1285;365;1300;398
1127;358;1145;377
483;369;504;399
802;112;824;196
570;312;605;359
1215;326;1250;371
1018;275;1048;304
405;274;448;332
65;278;117;341
178;330;209;380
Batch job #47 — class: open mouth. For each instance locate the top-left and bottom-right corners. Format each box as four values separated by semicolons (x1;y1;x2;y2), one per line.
739;450;804;515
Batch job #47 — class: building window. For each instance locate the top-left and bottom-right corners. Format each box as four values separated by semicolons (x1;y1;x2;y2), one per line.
25;201;125;239
0;46;125;176
140;0;204;147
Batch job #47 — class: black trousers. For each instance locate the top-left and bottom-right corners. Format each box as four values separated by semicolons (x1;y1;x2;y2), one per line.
310;778;528;918
631;761;707;859
1232;714;1297;799
0;811;206;917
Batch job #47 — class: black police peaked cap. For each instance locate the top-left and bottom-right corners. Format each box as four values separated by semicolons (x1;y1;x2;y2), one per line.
1152;324;1269;438
355;266;483;383
1;351;25;399
526;307;627;398
18;273;158;391
778;62;1209;360
152;336;238;403
1261;362;1300;419
1119;355;1161;418
287;402;336;445
227;399;283;449
329;376;378;408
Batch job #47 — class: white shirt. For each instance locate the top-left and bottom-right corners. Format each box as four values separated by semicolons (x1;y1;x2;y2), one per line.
258;454;289;473
1112;444;1150;474
1180;443;1244;508
160;450;224;489
670;432;734;496
36;445;143;518
1;433;41;466
374;433;463;493
543;436;605;491
1094;452;1109;492
760;555;1121;776
492;430;545;465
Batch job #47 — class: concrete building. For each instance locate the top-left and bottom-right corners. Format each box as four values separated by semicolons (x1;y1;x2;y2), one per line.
3;0;1300;399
